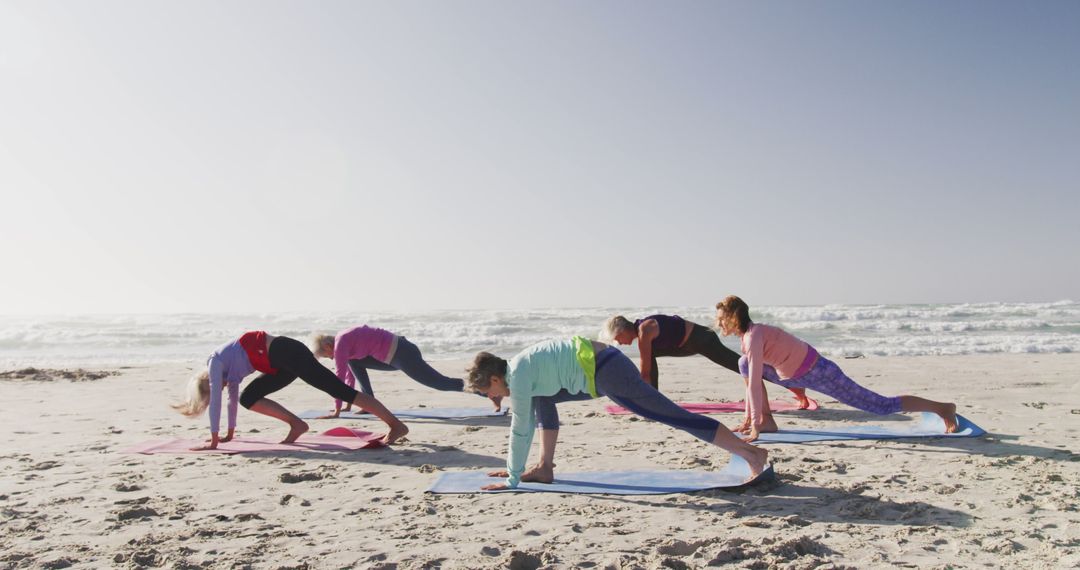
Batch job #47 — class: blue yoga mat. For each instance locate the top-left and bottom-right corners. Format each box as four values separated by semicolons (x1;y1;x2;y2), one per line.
754;412;985;444
427;457;774;495
299;407;506;420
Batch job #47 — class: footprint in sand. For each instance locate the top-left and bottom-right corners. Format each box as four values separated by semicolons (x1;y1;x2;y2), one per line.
279;471;329;483
115;505;160;522
27;461;62;471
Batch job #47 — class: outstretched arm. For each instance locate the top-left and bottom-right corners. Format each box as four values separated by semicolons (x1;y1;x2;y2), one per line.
743;330;768;442
332;340;352;414
223;381;240;442
637;320;659;382
193;356;225;450
483;386;534;490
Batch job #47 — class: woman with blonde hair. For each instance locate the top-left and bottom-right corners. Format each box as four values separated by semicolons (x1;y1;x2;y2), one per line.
174;331;409;450
715;295;958;442
603;313;810;408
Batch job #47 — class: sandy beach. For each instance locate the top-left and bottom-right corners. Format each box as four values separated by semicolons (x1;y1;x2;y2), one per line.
1;353;1078;569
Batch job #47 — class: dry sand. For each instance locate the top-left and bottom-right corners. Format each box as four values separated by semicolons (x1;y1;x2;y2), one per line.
1;354;1078;569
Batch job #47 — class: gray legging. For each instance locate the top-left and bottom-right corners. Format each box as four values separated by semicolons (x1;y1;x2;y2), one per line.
532;348;720;442
347;337;464;397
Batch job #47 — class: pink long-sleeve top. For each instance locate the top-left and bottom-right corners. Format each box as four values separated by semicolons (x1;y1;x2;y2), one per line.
740;323;818;426
332;326;398;405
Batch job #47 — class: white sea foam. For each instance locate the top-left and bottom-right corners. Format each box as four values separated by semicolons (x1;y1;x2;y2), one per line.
0;301;1076;367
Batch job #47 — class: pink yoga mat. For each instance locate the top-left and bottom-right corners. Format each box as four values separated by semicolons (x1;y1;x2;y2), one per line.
125;427;386;454
604;399;819;415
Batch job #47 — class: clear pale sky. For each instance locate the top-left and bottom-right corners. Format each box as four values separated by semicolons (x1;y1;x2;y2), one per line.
1;1;1077;314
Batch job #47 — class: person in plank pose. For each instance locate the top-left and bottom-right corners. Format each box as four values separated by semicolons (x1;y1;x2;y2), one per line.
466;337;770;490
311;325;501;417
714;295;958;442
604;313;811;408
174;331;409;450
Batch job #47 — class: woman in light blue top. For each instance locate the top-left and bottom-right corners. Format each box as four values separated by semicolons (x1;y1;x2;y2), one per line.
466;337;769;490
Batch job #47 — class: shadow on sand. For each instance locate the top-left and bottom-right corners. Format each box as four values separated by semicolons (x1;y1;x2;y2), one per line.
591;476;975;528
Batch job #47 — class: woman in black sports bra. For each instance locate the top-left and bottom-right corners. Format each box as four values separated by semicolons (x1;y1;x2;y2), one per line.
603;313;811;408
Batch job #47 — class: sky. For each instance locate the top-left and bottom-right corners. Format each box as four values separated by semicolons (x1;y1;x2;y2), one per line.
1;1;1078;314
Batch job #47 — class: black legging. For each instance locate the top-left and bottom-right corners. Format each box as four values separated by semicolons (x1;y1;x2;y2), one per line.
239;336;359;408
647;324;741;389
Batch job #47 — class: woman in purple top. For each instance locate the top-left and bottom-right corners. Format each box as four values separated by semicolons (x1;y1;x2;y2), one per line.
603;313;811;408
311;326;500;417
173;331;409;450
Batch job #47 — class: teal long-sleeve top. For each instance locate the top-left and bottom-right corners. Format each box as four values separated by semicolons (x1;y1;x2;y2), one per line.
504;339;589;488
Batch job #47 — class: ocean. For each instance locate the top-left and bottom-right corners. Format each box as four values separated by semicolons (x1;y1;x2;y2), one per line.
1;301;1077;368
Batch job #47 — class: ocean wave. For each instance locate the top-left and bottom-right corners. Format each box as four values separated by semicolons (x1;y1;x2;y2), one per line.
0;301;1077;367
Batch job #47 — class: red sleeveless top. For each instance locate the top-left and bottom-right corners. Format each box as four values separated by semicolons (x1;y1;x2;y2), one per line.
238;331;278;375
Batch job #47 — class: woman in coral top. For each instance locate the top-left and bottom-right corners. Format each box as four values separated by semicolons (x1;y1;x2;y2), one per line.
715;296;957;442
173;331;408;449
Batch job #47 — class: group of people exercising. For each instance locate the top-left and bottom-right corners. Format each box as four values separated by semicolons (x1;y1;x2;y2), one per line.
174;296;959;488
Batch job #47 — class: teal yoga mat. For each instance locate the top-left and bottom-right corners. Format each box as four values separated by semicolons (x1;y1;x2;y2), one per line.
427;457;774;495
754;412;984;444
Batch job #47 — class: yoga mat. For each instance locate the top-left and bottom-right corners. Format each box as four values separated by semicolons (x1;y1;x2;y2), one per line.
299;407;506;420
753;412;985;444
604;399;819;415
125;427;386;454
427;456;774;495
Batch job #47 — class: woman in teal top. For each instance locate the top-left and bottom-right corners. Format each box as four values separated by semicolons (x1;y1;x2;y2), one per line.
466;337;770;490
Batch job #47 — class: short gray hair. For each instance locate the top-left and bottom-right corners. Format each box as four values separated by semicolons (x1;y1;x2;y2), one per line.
601;315;635;342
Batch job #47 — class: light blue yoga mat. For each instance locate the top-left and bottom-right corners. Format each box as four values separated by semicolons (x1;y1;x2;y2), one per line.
299;407;506;420
754;412;985;444
427;457;774;495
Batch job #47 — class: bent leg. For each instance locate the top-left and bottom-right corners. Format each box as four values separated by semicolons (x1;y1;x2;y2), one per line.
240;371;298;409
738;354;807;407
523;395;577;484
348;358;387;397
533;389;591;430
239;372;309;443
249;398;310;443
274;337;409;444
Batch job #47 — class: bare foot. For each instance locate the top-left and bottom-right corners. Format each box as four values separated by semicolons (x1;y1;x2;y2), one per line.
939;402;958;433
757;414;779;433
520;463;555;483
381;421;409;445
791;388;812;409
281;420;309;444
737;446;770;480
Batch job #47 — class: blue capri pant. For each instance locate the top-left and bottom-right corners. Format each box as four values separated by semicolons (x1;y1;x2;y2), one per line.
532;348;720;442
738;355;901;415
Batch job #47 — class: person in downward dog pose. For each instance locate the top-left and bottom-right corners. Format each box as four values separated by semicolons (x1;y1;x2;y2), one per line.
466;337;769;490
173;331;409;450
310;325;501;417
604;313;811;408
714;296;958;442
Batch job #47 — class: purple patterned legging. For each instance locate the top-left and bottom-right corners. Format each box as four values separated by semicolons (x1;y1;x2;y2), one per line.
739;355;902;415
